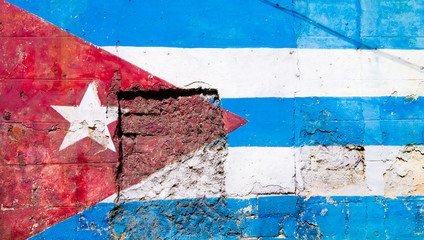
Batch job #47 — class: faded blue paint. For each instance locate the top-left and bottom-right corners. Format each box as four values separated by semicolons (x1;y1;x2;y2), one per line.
222;96;424;147
31;196;424;239
7;0;296;48
8;0;424;49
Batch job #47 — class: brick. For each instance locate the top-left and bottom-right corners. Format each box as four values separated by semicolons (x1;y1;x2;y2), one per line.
119;93;226;189
281;216;298;237
0;207;78;240
79;164;118;206
258;196;298;218
38;165;80;207
241;217;281;237
226;198;258;216
225;148;296;197
0;165;34;207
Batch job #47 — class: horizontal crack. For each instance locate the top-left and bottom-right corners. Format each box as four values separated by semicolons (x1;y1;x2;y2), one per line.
117;87;219;100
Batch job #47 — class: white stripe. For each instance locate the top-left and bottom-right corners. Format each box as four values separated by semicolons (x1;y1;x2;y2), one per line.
102;47;424;98
227;145;424;197
102;145;424;201
224;147;296;197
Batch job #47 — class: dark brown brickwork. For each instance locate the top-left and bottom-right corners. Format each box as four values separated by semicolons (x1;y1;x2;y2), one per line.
118;92;226;189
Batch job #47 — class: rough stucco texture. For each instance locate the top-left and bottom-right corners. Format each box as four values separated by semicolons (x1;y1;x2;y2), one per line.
110;138;227;202
33;195;424;239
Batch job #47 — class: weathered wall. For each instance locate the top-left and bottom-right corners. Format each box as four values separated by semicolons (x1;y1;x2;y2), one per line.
2;0;424;239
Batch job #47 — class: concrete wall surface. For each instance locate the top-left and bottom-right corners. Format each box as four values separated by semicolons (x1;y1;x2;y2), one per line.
2;0;424;239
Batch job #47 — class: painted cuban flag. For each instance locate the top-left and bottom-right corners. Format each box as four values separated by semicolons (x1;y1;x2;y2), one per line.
3;0;424;239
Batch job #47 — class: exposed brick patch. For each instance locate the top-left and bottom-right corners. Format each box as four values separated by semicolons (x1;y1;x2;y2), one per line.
117;88;226;190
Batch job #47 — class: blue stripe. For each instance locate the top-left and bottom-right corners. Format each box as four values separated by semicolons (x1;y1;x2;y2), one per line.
221;97;424;147
31;196;424;239
222;98;295;147
8;0;424;49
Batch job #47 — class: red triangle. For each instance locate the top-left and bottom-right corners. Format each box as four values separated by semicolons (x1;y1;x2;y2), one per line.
0;1;247;239
0;0;174;91
222;108;248;133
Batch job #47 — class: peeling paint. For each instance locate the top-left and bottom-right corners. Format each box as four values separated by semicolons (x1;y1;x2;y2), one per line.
4;0;424;239
104;138;227;202
297;145;367;196
384;146;424;197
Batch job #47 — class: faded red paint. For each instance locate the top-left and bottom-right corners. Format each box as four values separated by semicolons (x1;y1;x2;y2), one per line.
1;206;78;240
0;1;246;239
222;109;248;133
0;1;173;91
0;1;72;37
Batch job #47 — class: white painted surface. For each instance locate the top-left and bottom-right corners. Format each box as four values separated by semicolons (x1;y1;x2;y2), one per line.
363;146;400;196
102;47;424;98
296;145;369;196
101;145;424;200
226;145;424;197
51;82;118;151
102;47;298;98
364;161;388;196
364;145;402;161
224;147;296;197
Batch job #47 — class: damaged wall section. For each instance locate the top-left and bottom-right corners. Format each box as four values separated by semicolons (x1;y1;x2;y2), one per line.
113;88;227;199
34;195;424;239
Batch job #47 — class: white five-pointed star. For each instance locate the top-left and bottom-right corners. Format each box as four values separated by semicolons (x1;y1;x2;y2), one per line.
51;83;118;152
